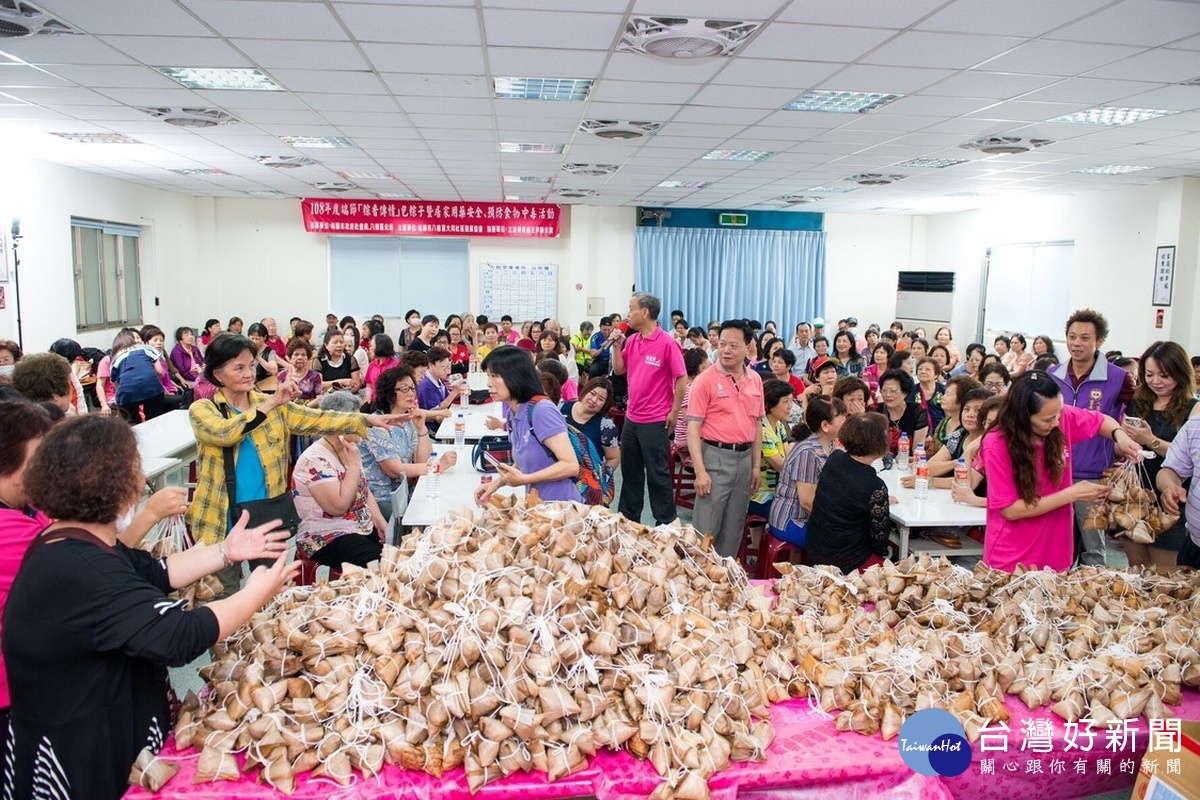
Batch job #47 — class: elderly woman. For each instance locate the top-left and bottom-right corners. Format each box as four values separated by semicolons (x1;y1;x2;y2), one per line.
0;340;20;384
11;353;74;414
749;378;796;517
292;392;395;567
279;339;323;404
360;366;455;518
560;377;621;505
170;326;205;389
187;334;407;592
2;414;294;800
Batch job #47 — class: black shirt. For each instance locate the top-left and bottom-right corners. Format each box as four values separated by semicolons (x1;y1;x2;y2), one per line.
407;337;432;353
318;354;358;383
872;401;926;455
806;449;893;574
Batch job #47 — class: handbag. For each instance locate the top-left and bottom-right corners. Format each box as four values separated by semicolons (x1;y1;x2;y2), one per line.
219;404;301;536
472;436;513;473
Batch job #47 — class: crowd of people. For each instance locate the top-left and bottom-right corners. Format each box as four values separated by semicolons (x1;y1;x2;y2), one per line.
4;296;1200;798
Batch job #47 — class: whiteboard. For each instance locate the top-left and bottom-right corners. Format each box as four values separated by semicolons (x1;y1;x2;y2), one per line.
983;242;1073;339
480;263;557;322
329;237;468;319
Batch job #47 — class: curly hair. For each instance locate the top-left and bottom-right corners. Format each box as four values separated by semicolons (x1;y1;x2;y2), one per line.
373;364;417;414
25;415;142;522
998;371;1066;505
11;353;71;402
1132;341;1195;429
0;400;53;479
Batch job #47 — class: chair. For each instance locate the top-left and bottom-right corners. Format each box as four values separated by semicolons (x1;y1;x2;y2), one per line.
385;481;411;546
756;528;804;580
608;408;626;440
669;443;696;510
296;549;341;586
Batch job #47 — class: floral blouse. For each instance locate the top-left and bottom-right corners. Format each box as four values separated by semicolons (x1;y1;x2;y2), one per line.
293;440;374;559
280;367;324;401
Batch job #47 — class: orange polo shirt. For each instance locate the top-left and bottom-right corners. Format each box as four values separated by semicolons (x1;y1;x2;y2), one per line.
686;362;763;444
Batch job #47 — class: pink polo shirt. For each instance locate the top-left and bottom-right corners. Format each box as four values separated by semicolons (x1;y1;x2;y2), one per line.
622;326;686;424
686;362;763;444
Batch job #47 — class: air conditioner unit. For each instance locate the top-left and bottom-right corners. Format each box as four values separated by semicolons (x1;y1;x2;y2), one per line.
561;164;619;177
847;173;905;186
895;271;955;332
960;136;1054;155
138;107;239;129
0;0;74;37
578;120;661;140
619;16;761;59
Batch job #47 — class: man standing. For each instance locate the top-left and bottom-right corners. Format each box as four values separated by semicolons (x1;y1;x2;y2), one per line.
790;322;816;379
571;321;594;373
1049;308;1135;566
261;317;287;359
686;320;764;557
612;293;687;526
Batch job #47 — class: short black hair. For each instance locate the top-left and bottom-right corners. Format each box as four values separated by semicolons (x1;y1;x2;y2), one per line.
762;378;794;414
771;348;796;368
174;326;194;342
964;343;987;358
482;345;544;403
718;319;752;345
670;309;684;318
405;308;420;320
374;365;416;414
501;314;513;323
372;334;396;360
683;347;708;377
426;346;451;365
879;368;914;395
421;314;439;326
840;412;889;458
203;333;255;385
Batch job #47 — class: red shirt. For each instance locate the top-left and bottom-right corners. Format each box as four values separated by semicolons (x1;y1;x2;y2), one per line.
687;362;764;444
265;335;287;359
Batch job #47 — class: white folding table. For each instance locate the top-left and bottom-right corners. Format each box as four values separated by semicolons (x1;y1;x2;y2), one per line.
402;444;522;528
434;401;508;441
878;467;986;559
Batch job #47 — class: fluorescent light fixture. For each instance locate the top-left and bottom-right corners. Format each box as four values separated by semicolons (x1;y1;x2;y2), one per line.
895;157;968;169
168;168;227;176
50;132;141;144
155;67;282;91
657;180;709;189
805;185;856;193
499;142;565;154
1070;165;1154;175
503;175;552;183
785;90;901;114
494;77;593;101
312;182;355;192
242;189;288;197
338;171;393;180
1048;106;1176;126
702;149;774;162
280;136;355;149
376;191;416;199
252;155;317;168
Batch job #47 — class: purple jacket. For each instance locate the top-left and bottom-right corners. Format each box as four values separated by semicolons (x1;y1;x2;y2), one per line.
1050;357;1128;479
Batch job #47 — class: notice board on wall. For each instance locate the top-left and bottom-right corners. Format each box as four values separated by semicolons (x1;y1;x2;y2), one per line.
480;263;557;322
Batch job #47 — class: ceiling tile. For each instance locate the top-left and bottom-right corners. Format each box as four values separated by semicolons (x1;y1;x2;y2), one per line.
360;44;485;74
1017;77;1164;105
268;69;388;94
601;53;727;84
231;39;369;70
742;24;899;62
0;86;111;105
965;99;1091;122
382;73;490;98
177;0;349;40
630;0;791;18
776;0;947;28
590;80;698;105
671;106;768;124
0;34;137;66
1110;85;1200;112
0;65;71;88
820;65;957;94
295;92;398;111
876;94;999;117
978;39;1142;76
916;0;1115;38
481;9;620;50
1050;0;1200;47
919;70;1063;99
41;64;181;89
860;32;1027;70
334;3;481;45
488;47;608;78
38;0;211;36
194;89;311;110
690;84;809;109
710;58;841;90
1084;47;1200;83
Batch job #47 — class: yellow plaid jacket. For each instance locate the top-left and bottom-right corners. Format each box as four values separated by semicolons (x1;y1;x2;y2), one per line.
186;389;367;545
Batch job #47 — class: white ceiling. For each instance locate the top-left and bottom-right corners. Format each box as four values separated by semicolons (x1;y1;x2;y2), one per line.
0;0;1197;213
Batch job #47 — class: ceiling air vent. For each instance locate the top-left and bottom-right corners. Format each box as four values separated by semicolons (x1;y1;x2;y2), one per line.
561;163;619;177
555;188;597;199
960;136;1054;155
847;173;905;186
312;182;355;192
253;155;317;168
138;107;239;129
0;1;75;37
779;195;820;205
578;120;661;140
619;16;760;59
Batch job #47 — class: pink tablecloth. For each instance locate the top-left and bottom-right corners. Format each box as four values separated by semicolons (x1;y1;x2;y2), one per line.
125;689;1200;800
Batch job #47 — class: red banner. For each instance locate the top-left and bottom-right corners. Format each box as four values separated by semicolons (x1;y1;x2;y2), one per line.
301;199;561;238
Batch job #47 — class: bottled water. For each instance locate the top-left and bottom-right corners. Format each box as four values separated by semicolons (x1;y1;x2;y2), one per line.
427;454;440;498
915;440;925;462
914;455;929;500
897;432;910;472
454;413;466;447
954;458;969;489
460;383;469;409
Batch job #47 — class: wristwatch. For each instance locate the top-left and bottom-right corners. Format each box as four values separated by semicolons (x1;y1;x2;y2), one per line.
1151;438;1162;450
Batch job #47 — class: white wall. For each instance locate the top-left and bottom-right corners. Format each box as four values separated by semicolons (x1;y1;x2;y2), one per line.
823;213;920;329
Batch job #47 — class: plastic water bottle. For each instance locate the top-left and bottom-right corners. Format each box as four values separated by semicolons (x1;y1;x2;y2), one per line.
954;458;969;490
915;440;925;463
459;382;469;409
454;413;465;447
426;454;440;498
897;432;910;472
914;455;929;500
469;354;477;373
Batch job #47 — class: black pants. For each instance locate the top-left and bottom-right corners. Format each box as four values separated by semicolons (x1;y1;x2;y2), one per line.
618;419;676;526
1179;533;1200;568
311;532;383;568
118;393;166;425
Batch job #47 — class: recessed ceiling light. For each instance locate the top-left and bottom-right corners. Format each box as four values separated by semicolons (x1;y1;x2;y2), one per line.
657;180;709;189
505;194;541;202
168;168;227;176
138;107;239;128
50;132;142;144
895;157;968;169
494;77;592;101
252;155;317;168
1070;165;1154;175
503;175;552;183
242;189;289;197
847;173;905;186
562;164;620;176
499;142;565;154
312;182;355;192
280;136;355;149
155;67;282;91
702;149;774;162
805;185;857;194
338;171;393;180
780;195;820;204
1047;106;1176;126
555;188;596;198
785;90;902;114
376;191;416;199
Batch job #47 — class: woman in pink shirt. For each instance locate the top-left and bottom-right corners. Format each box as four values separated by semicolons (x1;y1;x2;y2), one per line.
978;371;1140;572
362;333;400;405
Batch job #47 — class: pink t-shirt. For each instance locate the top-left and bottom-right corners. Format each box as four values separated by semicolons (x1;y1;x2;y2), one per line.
561;378;578;402
977;404;1103;572
364;357;400;401
97;355;116;403
622;327;687;424
0;506;51;706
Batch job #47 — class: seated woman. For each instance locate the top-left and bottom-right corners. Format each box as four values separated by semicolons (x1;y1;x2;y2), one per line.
474;347;580;505
806;412;894;574
768;347;806;396
801;356;839;406
418;346;468;434
170;326;205;390
47;338;91;416
560;377;620;506
872;368;928;456
862;341;893;399
244;322;280;389
447;324;473;375
904;387;990;485
934;327;960;370
930;375;983;451
227;316;243;335
354;319;383;374
911;357;946;432
1007;334;1036;377
833;331;865;379
950;343;985;379
832;377;870;416
675;348;709;447
140;325;188;410
13;353;75;415
749;379;796;518
279;339;323;404
979;362;1011;396
293;392;395;567
363;333;400;405
3;415;294;800
768;397;846;547
929;345;952;382
360;366;455;519
198;318;222;350
978;371;1138;572
0;340;19;385
316;329;361;393
537;356;577;402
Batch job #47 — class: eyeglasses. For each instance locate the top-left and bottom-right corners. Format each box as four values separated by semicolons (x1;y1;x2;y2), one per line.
394;384;416;394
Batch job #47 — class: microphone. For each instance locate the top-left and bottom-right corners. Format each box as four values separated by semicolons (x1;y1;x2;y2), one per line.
10;219;19;238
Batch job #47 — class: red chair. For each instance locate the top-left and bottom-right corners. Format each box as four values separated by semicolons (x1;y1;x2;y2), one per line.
296;550;341;586
608;408;626;440
756;528;804;579
669;443;696;510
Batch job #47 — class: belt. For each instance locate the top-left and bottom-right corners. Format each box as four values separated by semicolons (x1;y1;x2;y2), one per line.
702;439;752;452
